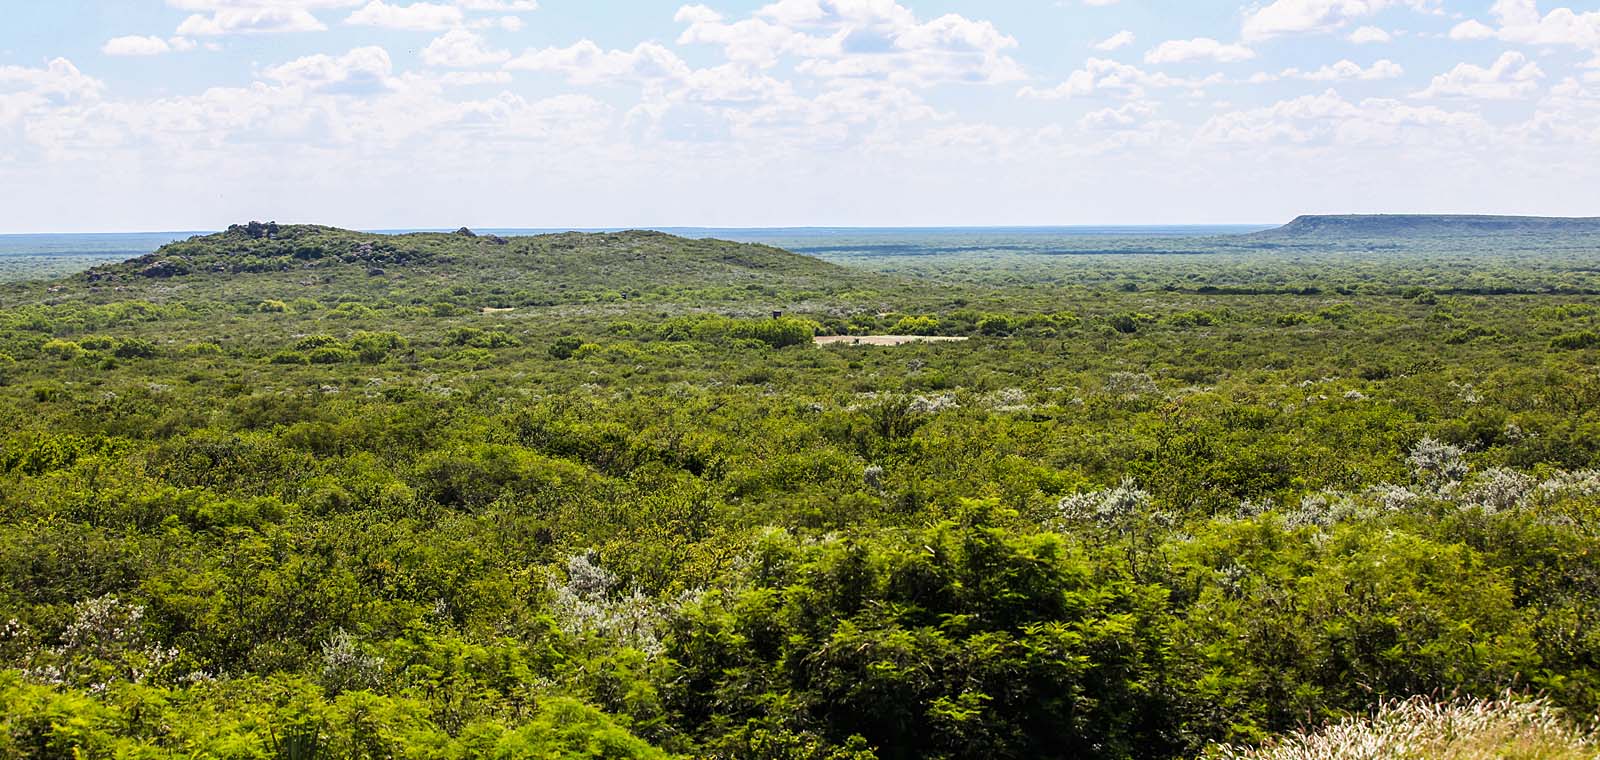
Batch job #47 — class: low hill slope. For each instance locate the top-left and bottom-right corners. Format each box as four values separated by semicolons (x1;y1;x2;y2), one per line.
69;223;866;307
1255;214;1600;238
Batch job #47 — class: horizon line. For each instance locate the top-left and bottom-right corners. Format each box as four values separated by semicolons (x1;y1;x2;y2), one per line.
4;223;1284;237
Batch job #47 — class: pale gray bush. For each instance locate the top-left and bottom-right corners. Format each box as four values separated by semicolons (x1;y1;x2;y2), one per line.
1208;694;1598;760
320;629;387;694
1408;437;1469;485
549;551;668;655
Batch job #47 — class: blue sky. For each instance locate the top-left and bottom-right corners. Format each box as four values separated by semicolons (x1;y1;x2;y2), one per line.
2;0;1598;232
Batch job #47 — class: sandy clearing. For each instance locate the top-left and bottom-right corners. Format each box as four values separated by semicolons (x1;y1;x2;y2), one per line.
815;335;971;347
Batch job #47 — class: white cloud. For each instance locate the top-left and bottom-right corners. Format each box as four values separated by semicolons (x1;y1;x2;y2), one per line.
103;36;190;56
1449;1;1600;49
1347;26;1392;43
1200;89;1489;146
1414;51;1545;99
1145;38;1255;64
1512;76;1600;148
0;59;103;101
166;0;361;8
264;46;399;94
168;0;524;36
673;0;1025;86
673;5;832;66
1449;20;1497;40
1268;59;1405;81
471;16;524;31
1018;58;1222;100
505;41;691;86
346;1;464;31
0;59;104;134
1242;0;1435;42
423;29;510;67
1079;101;1154;130
1093;30;1135;51
435;70;513;86
455;0;537;10
177;7;329;35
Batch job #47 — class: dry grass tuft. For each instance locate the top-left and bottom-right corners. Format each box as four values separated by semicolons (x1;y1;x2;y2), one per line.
1208;695;1600;760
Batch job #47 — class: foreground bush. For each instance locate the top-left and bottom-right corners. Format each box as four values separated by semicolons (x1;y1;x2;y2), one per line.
1208;695;1599;760
0;672;674;759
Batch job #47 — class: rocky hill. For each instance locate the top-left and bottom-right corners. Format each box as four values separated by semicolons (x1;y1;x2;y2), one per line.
69;223;863;307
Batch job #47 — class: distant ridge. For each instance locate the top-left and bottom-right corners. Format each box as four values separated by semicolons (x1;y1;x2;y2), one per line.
1257;214;1600;238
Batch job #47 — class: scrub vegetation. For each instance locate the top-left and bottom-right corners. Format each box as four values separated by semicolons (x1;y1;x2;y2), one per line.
1;221;1599;758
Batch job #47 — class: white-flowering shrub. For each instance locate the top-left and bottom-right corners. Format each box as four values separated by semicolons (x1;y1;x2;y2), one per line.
1215;563;1252;598
1055;478;1172;532
1235;498;1276;519
1285;492;1353;529
319;629;387;694
1104;372;1159;399
1452;382;1483;404
1281;484;1424;529
1465;468;1536;513
0;618;36;665
23;595;179;693
863;464;885;490
564;551;615;597
1207;694;1597;760
1408;437;1469;485
1367;483;1421;513
983;388;1031;412
549;552;667;655
1536;470;1600;502
909;394;960;414
1057;477;1147;527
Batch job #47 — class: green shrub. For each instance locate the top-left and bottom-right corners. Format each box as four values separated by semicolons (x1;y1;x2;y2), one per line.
550;336;583;359
977;314;1016;336
308;347;358;365
1552;331;1600;350
40;339;85;360
349;331;407;363
112;338;158;359
1275;313;1312;327
269;351;310;365
447;327;521;348
732;317;817;348
294;334;341;351
890;315;940;335
327;302;376;320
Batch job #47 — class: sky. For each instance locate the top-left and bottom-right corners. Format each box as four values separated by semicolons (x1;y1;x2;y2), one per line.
1;0;1598;232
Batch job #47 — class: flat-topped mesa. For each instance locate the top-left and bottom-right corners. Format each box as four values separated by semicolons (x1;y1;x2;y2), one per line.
1257;214;1600;238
